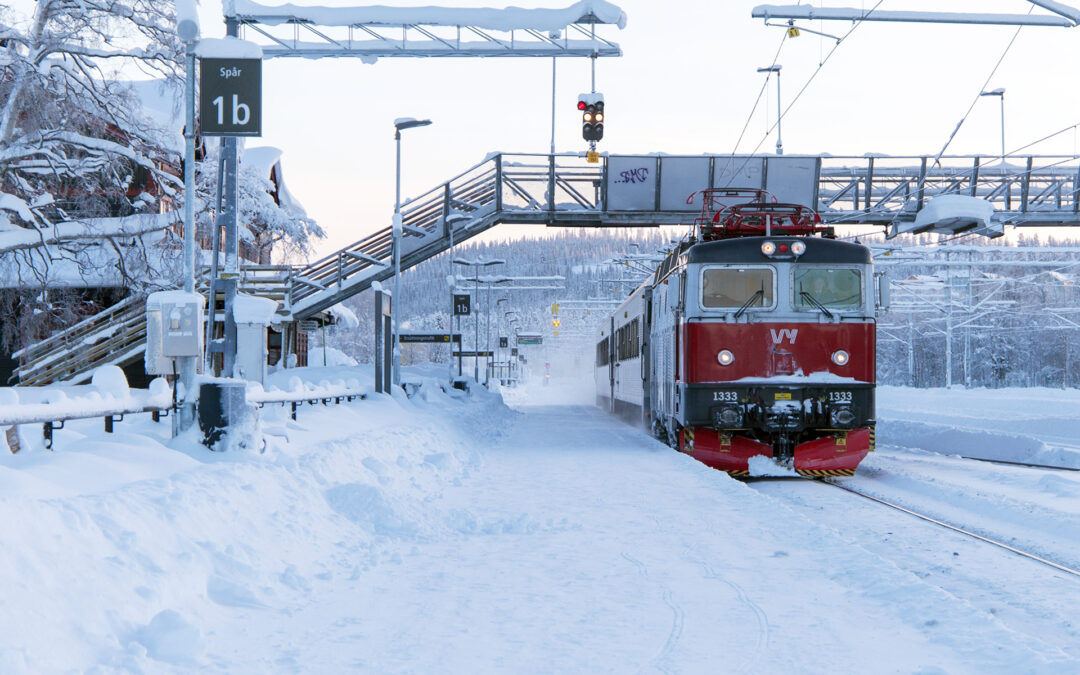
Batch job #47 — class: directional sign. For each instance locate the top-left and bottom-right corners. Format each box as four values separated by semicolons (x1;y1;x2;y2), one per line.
453;294;471;316
517;336;542;345
399;333;462;343
499;336;508;348
453;350;494;357
199;58;262;136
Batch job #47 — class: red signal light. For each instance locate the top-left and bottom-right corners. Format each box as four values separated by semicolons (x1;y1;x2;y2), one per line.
577;100;587;110
779;244;789;252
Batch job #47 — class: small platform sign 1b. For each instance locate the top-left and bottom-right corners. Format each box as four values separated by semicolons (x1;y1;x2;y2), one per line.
199;58;262;136
453;294;471;316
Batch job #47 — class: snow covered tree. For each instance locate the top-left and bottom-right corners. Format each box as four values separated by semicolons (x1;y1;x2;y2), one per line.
0;0;185;230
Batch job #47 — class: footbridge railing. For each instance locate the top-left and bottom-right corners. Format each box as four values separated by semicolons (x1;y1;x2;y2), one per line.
288;151;1080;320
18;151;1080;384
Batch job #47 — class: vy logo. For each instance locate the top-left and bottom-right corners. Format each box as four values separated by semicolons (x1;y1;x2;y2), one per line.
770;328;798;345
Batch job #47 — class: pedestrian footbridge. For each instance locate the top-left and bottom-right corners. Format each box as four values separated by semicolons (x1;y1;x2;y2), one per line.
17;151;1080;385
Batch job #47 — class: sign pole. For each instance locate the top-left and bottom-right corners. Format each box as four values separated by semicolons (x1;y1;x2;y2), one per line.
221;17;241;376
200;19;263;376
180;39;198;432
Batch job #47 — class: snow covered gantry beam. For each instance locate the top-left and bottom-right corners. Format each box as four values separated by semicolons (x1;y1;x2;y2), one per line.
752;2;1080;27
225;0;626;60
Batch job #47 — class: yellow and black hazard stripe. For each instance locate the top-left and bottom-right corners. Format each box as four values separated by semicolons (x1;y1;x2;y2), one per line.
869;425;876;452
682;427;695;454
797;468;857;477
726;469;750;477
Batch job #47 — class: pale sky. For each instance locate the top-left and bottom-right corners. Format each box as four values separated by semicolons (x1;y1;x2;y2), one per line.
26;1;1080;254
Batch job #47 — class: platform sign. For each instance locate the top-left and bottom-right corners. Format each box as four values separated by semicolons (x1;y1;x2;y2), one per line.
517;335;542;345
453;294;471;316
511;347;518;356
453;350;494;357
199;58;262;136
499;337;508;348
399;333;461;343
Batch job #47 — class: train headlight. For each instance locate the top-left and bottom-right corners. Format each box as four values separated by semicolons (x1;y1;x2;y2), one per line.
760;241;777;256
830;407;857;427
717;349;735;366
716;406;743;427
831;349;850;366
791;241;807;256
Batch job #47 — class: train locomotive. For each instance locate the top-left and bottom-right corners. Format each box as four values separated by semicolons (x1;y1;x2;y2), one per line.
595;189;885;477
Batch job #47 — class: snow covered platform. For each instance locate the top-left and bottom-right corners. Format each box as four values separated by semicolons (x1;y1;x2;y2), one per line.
0;370;1078;671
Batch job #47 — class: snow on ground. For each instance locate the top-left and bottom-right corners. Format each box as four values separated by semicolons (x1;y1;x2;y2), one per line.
0;372;1078;671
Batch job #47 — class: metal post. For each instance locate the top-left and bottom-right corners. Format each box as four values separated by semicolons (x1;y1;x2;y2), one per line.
448;206;455;383
775;70;783;155
964;256;973;388
393;128;402;386
908;310;915;387
485;281;492;386
474;270;480;383
374;290;384;394
221;16;240;378
550;56;557;156
945;251;953;388
999;93;1006;166
180;43;197;431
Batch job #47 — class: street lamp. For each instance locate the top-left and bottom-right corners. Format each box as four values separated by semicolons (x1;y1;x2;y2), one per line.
392;117;432;386
757;64;783;155
979;88;1005;166
452;257;505;384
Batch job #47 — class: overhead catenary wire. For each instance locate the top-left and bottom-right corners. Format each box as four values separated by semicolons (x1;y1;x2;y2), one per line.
718;0;885;189
746;0;887;157
930;6;1033;167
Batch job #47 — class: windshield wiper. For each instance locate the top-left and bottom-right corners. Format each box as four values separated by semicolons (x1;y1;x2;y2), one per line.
733;289;764;319
800;291;834;319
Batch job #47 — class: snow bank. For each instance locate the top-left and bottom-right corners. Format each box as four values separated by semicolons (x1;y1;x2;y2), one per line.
905;194;1002;237
196;37;263;59
0;367;171;427
231;0;628;30
877;386;1080;469
328;302;359;330
231;293;278;325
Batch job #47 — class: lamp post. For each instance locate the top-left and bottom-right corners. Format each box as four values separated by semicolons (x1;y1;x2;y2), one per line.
980;88;1005;165
452;258;505;384
392;117;432;386
757;65;783;155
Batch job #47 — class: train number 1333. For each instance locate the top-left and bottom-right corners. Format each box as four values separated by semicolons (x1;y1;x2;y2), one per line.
712;391;738;402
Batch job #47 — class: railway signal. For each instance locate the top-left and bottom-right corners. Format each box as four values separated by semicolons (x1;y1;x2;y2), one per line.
578;93;604;143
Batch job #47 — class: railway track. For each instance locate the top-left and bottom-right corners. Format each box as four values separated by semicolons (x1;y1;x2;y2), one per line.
959;455;1080;472
823;479;1080;579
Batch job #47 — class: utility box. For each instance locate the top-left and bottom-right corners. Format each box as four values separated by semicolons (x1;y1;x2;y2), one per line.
232;293;278;384
236;324;268;384
146;290;205;376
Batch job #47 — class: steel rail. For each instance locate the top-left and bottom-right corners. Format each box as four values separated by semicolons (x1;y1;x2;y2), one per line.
958;456;1080;472
825;480;1080;579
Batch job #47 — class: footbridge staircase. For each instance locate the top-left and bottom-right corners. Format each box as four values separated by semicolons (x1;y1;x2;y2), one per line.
15;151;1080;385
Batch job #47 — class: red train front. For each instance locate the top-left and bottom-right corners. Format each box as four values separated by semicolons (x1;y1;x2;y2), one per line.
597;190;884;477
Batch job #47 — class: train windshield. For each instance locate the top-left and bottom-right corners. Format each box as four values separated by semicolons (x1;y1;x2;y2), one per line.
701;267;774;308
793;267;862;309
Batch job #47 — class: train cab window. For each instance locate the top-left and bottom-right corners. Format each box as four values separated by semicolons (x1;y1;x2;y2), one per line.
793;268;862;309
701;267;774;309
